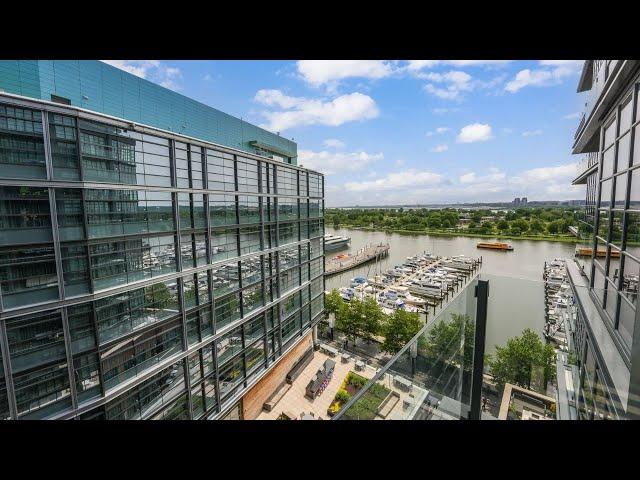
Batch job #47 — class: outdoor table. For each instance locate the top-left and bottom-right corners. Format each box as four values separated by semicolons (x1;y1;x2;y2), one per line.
355;360;365;371
300;413;315;420
341;353;350;363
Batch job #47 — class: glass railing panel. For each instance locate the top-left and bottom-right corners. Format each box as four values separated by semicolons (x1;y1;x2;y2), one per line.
336;275;479;420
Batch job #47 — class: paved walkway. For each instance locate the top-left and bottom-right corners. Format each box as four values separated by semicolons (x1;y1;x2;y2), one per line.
257;351;376;420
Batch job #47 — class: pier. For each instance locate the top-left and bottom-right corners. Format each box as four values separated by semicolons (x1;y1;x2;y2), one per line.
325;243;390;277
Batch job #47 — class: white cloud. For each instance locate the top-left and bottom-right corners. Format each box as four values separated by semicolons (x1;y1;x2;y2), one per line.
102;60;182;90
405;60;512;71
203;73;212;81
505;60;584;93
522;129;543;137
502;127;514;134
432;107;460;115
395;159;405;166
431;144;449;153
345;169;444;192
563;112;581;120
297;149;383;175
296;60;394;86
456;123;493;143
426;127;450;137
323;138;345;148
325;161;584;206
422;70;473;100
254;89;379;132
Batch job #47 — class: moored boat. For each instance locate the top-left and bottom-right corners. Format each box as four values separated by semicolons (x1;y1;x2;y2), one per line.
476;242;513;251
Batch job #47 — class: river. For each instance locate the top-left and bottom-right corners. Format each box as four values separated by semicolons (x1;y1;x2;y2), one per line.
324;227;592;354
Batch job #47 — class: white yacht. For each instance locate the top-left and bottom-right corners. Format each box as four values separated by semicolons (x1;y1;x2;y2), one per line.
324;234;351;251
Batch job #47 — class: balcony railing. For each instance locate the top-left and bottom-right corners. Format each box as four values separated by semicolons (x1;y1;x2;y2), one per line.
576;151;599;179
575;60;619;141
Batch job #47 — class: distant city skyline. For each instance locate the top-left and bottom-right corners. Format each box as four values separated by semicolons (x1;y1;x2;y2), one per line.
103;60;587;206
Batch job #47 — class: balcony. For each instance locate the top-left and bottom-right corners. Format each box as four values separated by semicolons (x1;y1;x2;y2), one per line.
330;269;615;420
573;151;599;185
574;60;627;153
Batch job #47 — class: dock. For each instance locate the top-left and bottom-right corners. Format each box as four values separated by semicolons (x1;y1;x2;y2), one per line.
325;243;390;277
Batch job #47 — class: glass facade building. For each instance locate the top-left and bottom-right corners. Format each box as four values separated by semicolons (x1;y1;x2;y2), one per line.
570;60;640;419
0;66;325;420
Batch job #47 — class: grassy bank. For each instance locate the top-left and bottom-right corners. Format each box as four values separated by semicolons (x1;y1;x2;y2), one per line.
330;224;584;244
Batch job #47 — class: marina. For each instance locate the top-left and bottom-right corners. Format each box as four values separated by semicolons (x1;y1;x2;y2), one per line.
542;259;573;348
324;243;390;276
335;252;482;317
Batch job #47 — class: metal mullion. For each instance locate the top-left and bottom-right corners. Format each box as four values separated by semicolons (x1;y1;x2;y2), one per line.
0;319;18;419
212;337;222;414
90;301;107;399
60;307;79;412
48;188;66;301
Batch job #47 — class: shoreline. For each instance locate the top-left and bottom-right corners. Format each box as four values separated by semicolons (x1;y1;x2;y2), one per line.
328;225;584;244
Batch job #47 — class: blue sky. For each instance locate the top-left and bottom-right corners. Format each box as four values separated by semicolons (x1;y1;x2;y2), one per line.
103;60;587;207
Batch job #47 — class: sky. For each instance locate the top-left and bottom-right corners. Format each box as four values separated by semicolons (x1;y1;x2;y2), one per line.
103;60;587;207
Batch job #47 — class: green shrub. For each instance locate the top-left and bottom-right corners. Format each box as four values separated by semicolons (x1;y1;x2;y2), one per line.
347;373;367;389
335;389;352;404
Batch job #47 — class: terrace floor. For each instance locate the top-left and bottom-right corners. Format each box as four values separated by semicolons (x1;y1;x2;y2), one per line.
256;350;377;420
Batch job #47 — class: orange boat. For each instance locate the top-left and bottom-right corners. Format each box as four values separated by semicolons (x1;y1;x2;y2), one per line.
476;242;513;251
575;247;620;258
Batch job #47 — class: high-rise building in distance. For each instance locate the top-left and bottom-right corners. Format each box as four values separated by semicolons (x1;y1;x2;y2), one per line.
0;60;325;420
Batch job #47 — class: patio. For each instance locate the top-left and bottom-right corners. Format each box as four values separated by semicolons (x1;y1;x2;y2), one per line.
257;350;377;420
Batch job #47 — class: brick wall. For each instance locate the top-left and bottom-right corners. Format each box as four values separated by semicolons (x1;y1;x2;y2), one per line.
242;333;313;420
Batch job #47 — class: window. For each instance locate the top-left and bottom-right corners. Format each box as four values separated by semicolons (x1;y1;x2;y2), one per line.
278;197;298;221
49;113;80;180
278;222;299;246
0;244;59;309
243;283;264;316
276;166;298;196
209;194;237;226
0;104;46;179
241;255;262;285
214;293;241;331
6;309;72;419
100;317;184;391
207;150;235;191
218;355;244;401
244;315;265;346
216;327;243;366
211;261;240;297
237;157;259;193
94;281;180;344
210;228;238;262
56;189;85;241
84;189;174;239
105;360;185;420
0;186;52;246
238;195;260;224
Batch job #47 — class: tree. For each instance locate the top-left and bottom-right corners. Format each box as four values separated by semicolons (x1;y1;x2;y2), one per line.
360;296;384;343
420;313;474;370
529;219;544;234
324;289;345;317
488;329;556;392
547;220;562;234
497;219;509;232
381;309;422;354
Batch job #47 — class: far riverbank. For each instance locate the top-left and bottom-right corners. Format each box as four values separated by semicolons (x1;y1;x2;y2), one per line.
330;224;584;244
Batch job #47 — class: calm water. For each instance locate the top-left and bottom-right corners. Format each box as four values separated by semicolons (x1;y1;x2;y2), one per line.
325;227;591;353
